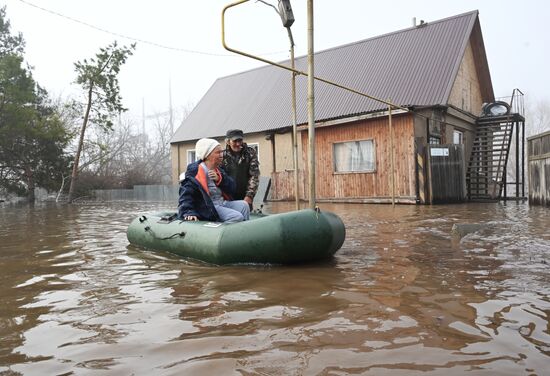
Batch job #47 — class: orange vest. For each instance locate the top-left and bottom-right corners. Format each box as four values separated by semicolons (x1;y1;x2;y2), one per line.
195;165;226;198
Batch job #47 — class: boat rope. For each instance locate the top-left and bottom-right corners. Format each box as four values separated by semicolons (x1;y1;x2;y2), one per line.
143;225;186;240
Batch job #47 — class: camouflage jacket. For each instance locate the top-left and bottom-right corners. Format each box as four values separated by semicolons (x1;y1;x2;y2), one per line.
222;143;260;200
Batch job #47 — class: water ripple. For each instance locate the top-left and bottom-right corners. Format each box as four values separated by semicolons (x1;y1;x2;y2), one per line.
0;201;548;375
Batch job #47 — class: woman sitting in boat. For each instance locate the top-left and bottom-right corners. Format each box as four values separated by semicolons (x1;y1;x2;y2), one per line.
178;138;250;223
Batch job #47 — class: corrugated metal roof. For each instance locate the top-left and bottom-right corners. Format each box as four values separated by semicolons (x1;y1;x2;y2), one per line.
172;10;481;143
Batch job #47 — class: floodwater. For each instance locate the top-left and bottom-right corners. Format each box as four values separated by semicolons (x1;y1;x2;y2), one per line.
0;201;549;375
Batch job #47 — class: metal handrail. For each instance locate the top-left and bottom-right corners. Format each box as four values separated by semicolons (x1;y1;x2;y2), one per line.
509;88;525;116
221;0;408;113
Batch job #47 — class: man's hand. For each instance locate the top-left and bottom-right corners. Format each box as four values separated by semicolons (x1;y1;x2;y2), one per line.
184;215;198;221
244;196;253;205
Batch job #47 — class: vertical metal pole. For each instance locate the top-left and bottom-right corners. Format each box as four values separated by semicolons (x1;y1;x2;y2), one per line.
522;120;525;198
389;104;395;205
177;144;181;181
270;135;276;173
307;0;316;209
288;28;300;211
516;119;519;199
503;165;507;200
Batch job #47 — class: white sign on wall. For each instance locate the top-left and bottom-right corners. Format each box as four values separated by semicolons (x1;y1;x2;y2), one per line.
430;148;449;157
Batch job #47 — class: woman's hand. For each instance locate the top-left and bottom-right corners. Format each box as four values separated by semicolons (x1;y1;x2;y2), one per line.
184;215;198;221
208;169;220;183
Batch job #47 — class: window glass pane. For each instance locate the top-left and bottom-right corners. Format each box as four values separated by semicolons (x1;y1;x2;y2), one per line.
247;143;259;164
248;143;259;153
453;130;463;144
333;140;375;172
187;150;196;164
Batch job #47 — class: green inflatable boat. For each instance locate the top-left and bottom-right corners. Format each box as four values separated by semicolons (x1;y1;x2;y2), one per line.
127;209;345;265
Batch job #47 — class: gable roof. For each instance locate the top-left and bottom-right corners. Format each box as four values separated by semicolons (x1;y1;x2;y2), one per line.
172;10;493;143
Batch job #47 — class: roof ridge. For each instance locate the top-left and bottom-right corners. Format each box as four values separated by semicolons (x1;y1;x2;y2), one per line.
313;10;479;57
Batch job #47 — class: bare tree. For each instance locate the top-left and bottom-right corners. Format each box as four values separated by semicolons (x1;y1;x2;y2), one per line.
526;98;550;136
65;103;193;194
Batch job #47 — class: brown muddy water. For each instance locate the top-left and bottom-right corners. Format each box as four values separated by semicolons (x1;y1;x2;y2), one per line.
0;201;549;375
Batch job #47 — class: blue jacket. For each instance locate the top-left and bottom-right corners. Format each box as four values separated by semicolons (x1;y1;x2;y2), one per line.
177;160;236;221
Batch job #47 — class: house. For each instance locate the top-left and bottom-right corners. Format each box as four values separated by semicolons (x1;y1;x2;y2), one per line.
170;10;498;204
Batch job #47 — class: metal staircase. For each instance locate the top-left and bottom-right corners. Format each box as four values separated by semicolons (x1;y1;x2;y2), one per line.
467;89;526;201
466;115;515;200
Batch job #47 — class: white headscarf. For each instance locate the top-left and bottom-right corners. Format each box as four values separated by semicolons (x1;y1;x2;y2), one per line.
195;138;220;160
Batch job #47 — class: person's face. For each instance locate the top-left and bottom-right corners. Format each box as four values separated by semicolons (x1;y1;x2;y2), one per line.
207;145;224;166
228;138;243;153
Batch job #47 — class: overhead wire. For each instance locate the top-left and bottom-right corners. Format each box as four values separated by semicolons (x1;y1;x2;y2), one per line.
17;0;488;133
16;0;287;57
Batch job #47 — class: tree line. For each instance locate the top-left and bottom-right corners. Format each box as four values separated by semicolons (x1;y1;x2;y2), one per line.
0;7;186;203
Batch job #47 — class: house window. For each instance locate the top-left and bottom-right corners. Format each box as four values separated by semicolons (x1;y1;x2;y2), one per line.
333;140;375;172
187;149;197;164
249;143;259;164
429;136;440;145
453;130;463;144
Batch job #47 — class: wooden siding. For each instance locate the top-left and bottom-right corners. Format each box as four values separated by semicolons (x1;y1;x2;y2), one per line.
270;170;306;201
528;131;550;206
272;132;296;172
273;114;416;201
469;18;495;103
448;40;484;115
427;144;466;203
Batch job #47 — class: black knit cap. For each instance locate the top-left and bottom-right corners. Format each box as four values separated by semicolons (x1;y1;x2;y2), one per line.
226;129;244;140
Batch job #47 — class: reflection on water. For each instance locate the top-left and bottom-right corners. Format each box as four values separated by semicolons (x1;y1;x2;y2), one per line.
0;201;548;375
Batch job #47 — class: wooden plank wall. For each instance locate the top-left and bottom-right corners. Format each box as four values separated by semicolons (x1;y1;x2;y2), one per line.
427;144;466;203
280;114;416;201
270;170;306;201
528;131;550;206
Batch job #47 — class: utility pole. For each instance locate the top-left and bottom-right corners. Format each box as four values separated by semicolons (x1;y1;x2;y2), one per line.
307;0;316;209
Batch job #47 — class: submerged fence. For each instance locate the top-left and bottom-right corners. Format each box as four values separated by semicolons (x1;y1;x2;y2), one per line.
93;185;178;202
528;131;550;206
92;177;271;204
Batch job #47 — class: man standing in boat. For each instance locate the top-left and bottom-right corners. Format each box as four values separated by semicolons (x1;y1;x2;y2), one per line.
178;138;250;223
222;129;260;209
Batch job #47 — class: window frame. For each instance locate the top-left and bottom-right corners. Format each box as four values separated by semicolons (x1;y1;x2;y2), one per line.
187;149;197;164
332;139;376;174
453;130;464;145
429;136;441;145
247;142;259;164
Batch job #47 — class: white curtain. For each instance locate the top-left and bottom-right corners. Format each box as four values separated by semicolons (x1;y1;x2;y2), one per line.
333;140;374;172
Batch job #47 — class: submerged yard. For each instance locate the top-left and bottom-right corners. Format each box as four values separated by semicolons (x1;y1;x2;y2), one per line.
0;201;548;375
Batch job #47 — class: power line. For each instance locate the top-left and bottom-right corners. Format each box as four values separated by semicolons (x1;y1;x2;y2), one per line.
15;0;486;133
16;0;287;57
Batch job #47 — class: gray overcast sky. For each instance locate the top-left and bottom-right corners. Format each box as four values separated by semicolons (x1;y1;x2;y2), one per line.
3;0;549;122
